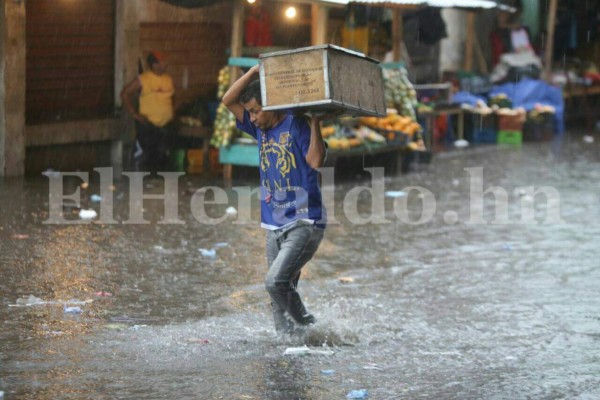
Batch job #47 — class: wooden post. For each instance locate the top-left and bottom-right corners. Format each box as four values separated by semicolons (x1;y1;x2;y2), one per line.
463;11;475;72
544;0;558;81
0;0;26;177
230;0;244;85
311;4;329;45
473;33;488;74
115;0;141;107
392;8;403;62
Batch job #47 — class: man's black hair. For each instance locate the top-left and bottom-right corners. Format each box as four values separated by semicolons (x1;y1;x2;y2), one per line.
240;79;262;105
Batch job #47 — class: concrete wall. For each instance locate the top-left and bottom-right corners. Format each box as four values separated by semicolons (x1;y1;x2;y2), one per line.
0;0;26;177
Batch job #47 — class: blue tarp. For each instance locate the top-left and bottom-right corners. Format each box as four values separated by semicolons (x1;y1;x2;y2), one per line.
453;79;565;135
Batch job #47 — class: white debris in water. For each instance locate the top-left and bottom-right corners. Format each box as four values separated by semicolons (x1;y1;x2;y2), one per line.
16;295;44;306
199;248;217;258
225;206;238;215
454;139;470;148
10;296;94;308
583;135;594;143
384;191;407;198
79;209;98;220
283;345;334;356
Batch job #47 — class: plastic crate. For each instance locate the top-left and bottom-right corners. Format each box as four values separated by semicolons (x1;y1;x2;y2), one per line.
473;128;497;144
464;112;496;143
497;114;525;131
186;149;204;175
523;112;555;141
497;130;522;145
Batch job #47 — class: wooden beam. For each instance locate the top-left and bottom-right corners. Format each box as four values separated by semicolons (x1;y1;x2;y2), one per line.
230;0;244;85
473;32;488;74
311;4;329;45
544;0;558;81
26;119;120;147
463;11;475;72
1;0;26;177
392;8;403;62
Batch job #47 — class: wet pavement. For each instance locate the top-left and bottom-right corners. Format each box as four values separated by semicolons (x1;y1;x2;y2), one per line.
1;134;600;399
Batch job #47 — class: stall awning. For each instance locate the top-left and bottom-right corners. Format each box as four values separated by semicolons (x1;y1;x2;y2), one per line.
318;0;426;6
159;0;221;8
318;0;512;10
426;0;497;8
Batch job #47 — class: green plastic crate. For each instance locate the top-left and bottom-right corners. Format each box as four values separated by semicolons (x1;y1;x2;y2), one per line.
497;130;522;145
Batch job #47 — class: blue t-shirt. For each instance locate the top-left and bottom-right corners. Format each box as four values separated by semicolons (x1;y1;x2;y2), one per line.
237;111;326;230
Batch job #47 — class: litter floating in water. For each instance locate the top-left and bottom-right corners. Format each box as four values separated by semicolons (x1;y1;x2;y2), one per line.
384;191;407;198
213;242;229;248
81;182;89;189
283;346;334;356
338;277;355;284
199;248;216;258
10;296;93;308
79;209;98;220
454;139;469;148
16;295;44;306
225;206;238;215
129;325;147;331
347;389;368;399
583;135;594;143
64;306;82;314
12;234;29;239
95;291;113;297
90;194;102;202
320;369;335;375
104;323;127;330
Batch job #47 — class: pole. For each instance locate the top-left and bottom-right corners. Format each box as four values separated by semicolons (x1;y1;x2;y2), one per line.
230;0;244;85
463;11;475;72
392;9;403;62
544;0;558;81
311;4;329;45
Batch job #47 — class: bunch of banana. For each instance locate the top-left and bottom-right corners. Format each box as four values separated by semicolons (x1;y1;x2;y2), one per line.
217;66;231;98
383;67;417;120
210;102;241;147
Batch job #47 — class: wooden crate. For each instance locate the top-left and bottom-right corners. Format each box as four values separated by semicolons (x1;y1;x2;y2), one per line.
259;44;386;117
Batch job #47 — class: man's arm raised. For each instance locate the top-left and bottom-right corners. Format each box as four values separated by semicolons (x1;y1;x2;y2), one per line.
221;65;260;123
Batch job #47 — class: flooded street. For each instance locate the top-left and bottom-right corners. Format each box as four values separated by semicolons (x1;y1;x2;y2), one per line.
1;136;600;399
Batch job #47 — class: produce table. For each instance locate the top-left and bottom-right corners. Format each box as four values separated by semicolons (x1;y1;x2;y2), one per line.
418;104;466;150
218;141;408;185
218;143;260;184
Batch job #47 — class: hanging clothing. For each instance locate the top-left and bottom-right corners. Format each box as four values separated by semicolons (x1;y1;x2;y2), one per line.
245;7;273;47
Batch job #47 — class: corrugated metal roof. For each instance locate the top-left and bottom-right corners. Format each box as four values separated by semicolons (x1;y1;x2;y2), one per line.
426;0;498;9
317;0;509;9
316;0;426;5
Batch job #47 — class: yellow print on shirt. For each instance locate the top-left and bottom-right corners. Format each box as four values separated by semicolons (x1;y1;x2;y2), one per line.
261;140;296;177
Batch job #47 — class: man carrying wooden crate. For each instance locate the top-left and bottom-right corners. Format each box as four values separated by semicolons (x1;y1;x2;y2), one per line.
222;65;327;336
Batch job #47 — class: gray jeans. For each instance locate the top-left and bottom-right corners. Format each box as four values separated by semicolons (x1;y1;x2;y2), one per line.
265;222;324;333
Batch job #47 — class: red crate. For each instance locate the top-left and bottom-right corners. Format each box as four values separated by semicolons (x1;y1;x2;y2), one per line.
497;113;525;131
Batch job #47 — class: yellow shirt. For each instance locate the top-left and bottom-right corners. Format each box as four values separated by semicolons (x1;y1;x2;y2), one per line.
139;71;174;127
